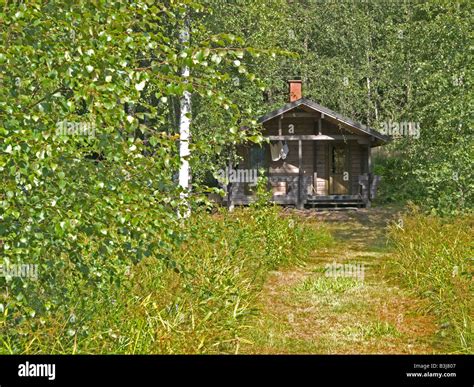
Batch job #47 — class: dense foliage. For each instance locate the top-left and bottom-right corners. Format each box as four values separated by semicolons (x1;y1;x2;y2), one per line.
0;0;264;344
0;0;471;353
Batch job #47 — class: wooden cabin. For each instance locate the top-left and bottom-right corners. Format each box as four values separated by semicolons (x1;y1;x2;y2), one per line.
227;80;389;209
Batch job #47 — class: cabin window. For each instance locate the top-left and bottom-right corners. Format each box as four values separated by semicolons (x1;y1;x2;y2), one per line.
331;146;346;174
249;146;266;171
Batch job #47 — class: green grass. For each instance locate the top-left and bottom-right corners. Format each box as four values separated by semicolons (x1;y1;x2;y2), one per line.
388;210;473;353
343;321;402;340
362;321;402;338
295;276;363;295
0;205;333;354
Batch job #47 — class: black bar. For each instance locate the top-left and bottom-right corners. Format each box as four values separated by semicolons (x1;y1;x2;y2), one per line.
0;355;471;386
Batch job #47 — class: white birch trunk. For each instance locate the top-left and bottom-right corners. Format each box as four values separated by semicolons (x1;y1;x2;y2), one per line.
178;17;191;218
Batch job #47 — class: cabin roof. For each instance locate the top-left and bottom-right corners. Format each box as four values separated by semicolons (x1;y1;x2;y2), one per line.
258;98;389;144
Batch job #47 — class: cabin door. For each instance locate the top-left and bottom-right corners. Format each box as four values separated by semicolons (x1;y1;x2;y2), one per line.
329;144;350;195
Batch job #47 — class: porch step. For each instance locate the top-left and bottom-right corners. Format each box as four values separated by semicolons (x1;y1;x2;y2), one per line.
307;201;362;205
306;195;361;201
305;195;366;209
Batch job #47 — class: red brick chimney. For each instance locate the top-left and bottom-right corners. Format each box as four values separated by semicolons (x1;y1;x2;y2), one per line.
288;79;302;102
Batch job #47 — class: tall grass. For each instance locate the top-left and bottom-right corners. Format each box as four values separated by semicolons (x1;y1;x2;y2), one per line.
1;204;332;354
388;209;473;352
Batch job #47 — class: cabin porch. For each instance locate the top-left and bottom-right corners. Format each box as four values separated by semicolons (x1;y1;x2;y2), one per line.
225;137;377;209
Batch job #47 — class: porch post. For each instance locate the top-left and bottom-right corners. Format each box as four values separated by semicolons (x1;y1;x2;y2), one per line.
367;144;372;175
297;139;303;209
367;144;372;208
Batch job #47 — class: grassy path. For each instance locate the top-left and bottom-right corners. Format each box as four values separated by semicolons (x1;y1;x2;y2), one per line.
242;207;441;354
